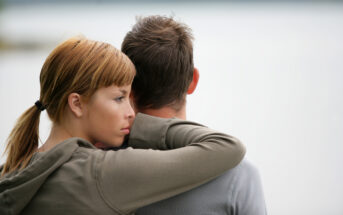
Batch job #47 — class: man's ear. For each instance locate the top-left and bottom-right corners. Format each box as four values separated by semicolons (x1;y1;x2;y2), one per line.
187;67;199;95
68;93;84;118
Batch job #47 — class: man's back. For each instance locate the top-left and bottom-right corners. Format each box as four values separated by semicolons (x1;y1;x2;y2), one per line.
137;159;267;215
122;15;267;215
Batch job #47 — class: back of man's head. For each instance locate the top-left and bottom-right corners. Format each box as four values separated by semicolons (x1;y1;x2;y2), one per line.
122;15;194;111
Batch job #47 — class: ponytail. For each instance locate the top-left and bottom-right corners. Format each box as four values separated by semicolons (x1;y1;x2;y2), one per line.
1;105;42;176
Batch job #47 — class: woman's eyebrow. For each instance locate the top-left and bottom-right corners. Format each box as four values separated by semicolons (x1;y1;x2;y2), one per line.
120;90;128;95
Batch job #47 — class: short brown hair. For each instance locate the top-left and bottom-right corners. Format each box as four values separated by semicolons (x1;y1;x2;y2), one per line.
122;15;194;110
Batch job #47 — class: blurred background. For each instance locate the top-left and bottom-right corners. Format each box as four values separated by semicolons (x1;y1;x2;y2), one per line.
0;0;342;214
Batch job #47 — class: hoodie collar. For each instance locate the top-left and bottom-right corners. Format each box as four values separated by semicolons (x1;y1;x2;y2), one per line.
0;138;95;215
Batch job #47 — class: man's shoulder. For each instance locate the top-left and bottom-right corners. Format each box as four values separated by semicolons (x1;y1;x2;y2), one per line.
218;159;262;190
223;159;266;213
137;159;265;215
225;159;261;179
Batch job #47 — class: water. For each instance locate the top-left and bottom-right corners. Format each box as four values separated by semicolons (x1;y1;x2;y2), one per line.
1;2;343;214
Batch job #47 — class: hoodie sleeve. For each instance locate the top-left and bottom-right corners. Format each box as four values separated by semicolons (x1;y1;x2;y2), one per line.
96;113;245;214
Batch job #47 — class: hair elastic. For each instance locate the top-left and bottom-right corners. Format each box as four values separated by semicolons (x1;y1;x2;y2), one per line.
35;100;46;111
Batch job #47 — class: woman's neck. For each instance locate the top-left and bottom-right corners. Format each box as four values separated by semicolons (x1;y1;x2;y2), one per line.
38;124;73;152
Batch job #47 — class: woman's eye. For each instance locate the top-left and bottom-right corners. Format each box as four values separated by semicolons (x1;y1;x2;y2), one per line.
114;96;124;103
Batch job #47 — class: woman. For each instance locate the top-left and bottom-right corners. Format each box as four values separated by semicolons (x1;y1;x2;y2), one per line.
0;37;245;215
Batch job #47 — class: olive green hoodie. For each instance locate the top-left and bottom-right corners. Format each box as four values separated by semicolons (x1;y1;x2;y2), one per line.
0;113;245;215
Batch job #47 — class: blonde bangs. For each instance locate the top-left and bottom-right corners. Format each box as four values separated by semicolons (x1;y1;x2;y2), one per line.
88;45;136;93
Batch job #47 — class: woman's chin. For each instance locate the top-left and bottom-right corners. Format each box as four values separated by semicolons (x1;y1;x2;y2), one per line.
94;142;109;149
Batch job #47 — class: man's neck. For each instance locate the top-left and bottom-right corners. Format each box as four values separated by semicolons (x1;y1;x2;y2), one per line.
140;105;186;120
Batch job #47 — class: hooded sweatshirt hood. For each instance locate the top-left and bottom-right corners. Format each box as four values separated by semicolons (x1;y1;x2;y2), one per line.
0;138;95;215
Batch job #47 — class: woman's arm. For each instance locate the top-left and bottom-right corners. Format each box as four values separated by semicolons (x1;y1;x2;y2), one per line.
96;113;245;214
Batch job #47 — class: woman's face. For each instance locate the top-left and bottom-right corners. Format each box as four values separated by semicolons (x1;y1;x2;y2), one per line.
82;84;135;147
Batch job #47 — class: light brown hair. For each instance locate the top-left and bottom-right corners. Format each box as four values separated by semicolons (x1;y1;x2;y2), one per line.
1;37;135;176
122;15;194;111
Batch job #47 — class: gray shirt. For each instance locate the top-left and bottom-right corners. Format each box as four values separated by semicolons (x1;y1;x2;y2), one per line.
137;159;267;215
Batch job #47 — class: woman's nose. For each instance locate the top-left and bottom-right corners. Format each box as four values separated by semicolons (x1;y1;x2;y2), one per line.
126;101;135;119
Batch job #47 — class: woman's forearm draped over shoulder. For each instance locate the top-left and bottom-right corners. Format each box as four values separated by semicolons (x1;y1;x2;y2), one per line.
96;113;245;214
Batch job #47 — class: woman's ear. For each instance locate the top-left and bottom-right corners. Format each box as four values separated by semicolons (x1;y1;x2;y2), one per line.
187;67;200;95
68;93;84;118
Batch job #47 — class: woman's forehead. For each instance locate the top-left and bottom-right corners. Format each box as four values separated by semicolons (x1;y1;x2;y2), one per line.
94;84;131;97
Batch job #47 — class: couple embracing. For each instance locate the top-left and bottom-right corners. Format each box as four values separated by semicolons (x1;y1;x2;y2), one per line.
0;16;266;215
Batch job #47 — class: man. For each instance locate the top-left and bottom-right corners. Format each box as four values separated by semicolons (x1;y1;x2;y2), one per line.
122;15;267;215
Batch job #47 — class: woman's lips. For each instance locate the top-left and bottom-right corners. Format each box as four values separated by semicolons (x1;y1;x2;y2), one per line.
121;128;130;134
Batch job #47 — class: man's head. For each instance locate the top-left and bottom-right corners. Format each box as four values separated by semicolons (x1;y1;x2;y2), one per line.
122;15;198;113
